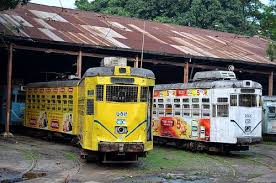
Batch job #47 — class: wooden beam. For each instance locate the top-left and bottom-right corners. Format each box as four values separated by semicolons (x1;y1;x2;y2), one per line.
4;44;13;137
184;62;189;83
77;51;82;79
269;71;274;96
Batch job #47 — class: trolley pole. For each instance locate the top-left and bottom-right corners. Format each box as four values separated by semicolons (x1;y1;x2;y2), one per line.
3;44;14;137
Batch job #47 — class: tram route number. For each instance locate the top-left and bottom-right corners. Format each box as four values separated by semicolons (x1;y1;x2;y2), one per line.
116;112;127;117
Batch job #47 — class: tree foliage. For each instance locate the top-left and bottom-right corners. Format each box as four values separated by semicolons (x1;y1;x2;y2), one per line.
0;0;28;11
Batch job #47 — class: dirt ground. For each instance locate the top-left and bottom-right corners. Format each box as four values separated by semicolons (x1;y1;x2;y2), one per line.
0;134;276;183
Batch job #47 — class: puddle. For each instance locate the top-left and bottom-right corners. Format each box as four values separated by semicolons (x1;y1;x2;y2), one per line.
0;168;46;183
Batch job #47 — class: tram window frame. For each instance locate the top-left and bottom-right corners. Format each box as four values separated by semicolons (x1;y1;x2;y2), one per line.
230;95;237;106
96;85;104;101
183;98;189;103
217;97;228;103
174;98;180;103
212;105;216;117
239;94;257;107
217;104;229;117
158;99;163;103
202;98;210;103
140;87;149;102
192;98;199;103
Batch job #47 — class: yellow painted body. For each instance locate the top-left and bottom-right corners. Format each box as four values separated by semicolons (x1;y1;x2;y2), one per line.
24;86;79;135
24;66;155;155
78;76;154;152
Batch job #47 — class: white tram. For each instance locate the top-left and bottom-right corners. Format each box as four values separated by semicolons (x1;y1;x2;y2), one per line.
152;71;262;152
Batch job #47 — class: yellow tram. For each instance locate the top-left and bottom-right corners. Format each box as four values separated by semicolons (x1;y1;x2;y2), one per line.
24;58;155;162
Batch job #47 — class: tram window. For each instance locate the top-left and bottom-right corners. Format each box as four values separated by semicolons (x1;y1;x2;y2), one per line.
166;98;171;102
36;95;40;98
37;99;40;103
174;98;180;103
87;90;94;97
158;104;164;108
69;100;73;105
41;95;45;99
63;100;67;104
57;107;61;111
217;98;228;103
153;99;156;102
57;100;61;104
32;95;35;98
140;87;148;102
192;104;199;109
52;100;56;104
268;106;275;114
183;112;190;117
52;95;55;99
202;104;210;109
153;111;157;114
158;111;164;115
165;104;172;115
212;105;216;117
217;105;229;117
166;104;172;108
69;108;73;112
106;85;138;102
32;99;36;103
174;104;181;108
42;99;45;103
202;112;210;117
63;95;67;99
239;94;257;107
153;104;156;109
183;98;189;103
175;111;181;116
57;95;61;99
230;95;237;106
192;98;199;103
69;95;73;99
202;98;209;103
96;85;104;101
183;104;190;109
87;99;94;115
47;100;51;104
28;99;31;103
192;112;200;116
158;99;163;103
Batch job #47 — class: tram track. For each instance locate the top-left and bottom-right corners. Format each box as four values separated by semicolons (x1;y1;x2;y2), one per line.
0;135;82;182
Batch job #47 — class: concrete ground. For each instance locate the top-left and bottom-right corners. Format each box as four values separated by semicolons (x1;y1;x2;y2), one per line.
0;134;276;183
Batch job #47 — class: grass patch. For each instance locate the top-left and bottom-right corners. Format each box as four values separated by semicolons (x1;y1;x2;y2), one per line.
262;141;276;145
63;151;77;160
138;146;215;173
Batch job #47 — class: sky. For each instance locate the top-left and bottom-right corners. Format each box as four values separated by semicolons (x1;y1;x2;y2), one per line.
31;0;270;9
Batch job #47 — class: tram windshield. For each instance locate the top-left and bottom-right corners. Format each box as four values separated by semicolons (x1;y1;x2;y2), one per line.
239;94;257;107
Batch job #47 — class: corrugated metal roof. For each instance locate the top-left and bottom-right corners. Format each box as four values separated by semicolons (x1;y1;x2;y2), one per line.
0;3;274;66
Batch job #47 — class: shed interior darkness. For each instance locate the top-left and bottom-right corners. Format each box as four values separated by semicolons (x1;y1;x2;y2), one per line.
0;48;275;96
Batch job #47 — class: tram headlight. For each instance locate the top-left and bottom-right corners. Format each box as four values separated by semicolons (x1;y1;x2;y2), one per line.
115;126;128;134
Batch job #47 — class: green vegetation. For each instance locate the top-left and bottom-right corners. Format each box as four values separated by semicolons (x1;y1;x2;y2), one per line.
63;151;78;160
0;0;29;11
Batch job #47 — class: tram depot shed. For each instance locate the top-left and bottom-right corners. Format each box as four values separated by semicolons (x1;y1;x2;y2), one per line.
0;3;275;135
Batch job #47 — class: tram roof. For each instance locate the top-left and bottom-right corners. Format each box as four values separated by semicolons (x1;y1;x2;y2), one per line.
83;67;155;79
27;80;80;88
154;80;262;90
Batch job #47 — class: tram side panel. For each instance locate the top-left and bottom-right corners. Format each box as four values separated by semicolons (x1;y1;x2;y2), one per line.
24;85;79;135
152;88;211;143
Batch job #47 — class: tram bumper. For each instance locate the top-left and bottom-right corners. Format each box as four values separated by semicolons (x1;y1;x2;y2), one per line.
99;142;144;152
237;137;262;144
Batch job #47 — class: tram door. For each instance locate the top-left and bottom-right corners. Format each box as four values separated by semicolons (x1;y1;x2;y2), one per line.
264;104;276;134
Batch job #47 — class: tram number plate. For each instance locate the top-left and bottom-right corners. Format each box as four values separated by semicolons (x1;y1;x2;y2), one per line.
116;112;127;117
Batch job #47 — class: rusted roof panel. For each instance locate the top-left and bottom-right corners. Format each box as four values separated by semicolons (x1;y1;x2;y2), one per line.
0;3;274;66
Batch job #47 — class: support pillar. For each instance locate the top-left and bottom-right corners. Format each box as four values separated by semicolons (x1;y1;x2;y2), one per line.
77;50;82;79
3;44;13;137
269;71;274;96
184;62;189;83
135;56;139;68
